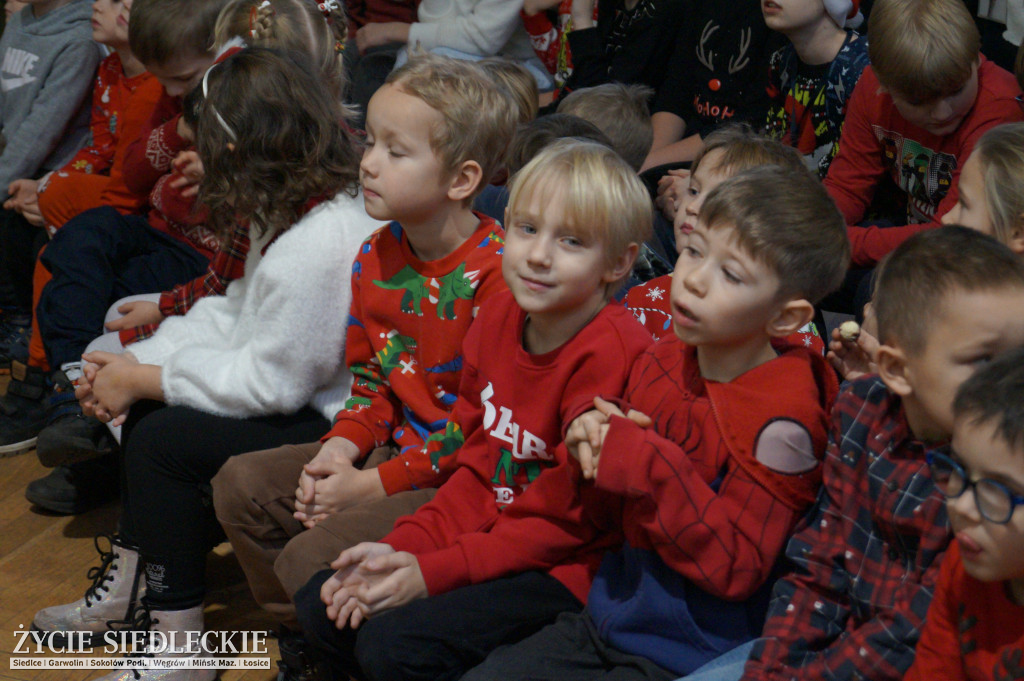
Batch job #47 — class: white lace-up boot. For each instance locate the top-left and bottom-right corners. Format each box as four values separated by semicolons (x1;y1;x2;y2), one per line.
32;534;145;647
97;604;216;681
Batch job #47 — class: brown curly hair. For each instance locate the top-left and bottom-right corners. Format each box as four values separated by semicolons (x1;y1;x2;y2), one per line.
195;47;362;242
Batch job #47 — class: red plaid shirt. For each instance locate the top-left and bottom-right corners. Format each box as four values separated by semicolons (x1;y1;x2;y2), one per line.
119;222;250;345
742;376;951;681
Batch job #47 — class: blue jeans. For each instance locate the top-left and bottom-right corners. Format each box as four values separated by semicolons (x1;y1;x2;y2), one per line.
677;639;757;681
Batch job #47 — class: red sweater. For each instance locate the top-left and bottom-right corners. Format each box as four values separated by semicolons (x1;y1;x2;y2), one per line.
905;541;1024;681
382;290;653;602
823;59;1022;266
325;217;507;496
38;53;161;228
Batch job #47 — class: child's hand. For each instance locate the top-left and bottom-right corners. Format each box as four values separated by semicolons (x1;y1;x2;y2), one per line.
351;550;427;619
655;169;690;222
294;437;362;526
75;361;100;417
566;397;652;479
104;300;165;331
170;151;204;198
826;325;880;382
356;22;409;54
83;351;140;425
294;443;383;528
570;0;596;28
321;542;395;629
5;178;43;226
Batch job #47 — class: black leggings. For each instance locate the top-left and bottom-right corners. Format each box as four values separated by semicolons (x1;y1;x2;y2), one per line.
119;400;329;610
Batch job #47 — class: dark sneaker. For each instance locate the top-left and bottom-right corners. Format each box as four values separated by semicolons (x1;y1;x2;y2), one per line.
24;453;119;515
36;364;116;467
0;321;31;373
0;361;49;456
276;628;321;681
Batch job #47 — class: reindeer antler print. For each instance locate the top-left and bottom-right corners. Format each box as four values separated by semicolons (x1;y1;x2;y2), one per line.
728;27;751;74
696;21;719;72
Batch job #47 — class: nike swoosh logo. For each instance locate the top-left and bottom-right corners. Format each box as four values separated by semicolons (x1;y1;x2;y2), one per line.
1;73;37;91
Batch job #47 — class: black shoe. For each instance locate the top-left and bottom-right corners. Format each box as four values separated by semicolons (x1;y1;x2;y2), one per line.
276;629;321;681
0;319;31;373
36;365;115;467
25;454;119;515
0;361;49;456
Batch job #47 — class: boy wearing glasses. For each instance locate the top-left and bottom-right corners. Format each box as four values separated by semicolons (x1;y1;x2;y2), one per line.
743;227;1024;681
905;346;1024;681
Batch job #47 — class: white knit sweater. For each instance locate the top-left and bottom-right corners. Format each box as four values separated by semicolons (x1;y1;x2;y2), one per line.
128;190;383;420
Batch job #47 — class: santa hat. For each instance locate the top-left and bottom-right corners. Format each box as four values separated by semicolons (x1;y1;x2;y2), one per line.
823;0;863;28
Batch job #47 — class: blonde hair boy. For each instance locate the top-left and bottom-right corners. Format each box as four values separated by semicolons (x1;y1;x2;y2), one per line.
386;54;518;202
557;83;654;171
507;138;653;293
477;57;540;125
868;0;979;102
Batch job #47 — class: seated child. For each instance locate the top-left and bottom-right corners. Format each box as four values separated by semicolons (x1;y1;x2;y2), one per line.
557;82;654;172
210;53;515;674
462;163;848;681
294;138;653;681
762;0;868;177
12;0;229;513
904;345;1024;681
32;0;161;232
0;0;101;368
30;47;382;681
626;124;825;354
742;226;1024;681
824;0;1023;269
829;121;1024;382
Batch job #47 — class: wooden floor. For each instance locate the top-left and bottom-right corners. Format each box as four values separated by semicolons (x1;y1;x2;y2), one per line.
0;380;280;681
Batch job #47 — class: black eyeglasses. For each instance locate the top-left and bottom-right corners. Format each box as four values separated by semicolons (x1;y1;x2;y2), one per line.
927;449;1024;524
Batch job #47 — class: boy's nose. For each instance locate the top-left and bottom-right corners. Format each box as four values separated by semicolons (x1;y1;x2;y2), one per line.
682;262;708;296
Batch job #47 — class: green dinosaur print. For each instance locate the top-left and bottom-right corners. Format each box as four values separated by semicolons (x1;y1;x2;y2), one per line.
342;395;373;411
491;448;545;486
376;330;418;378
373;265;430;316
425;421;465;471
373;264;478;319
434;264;478;320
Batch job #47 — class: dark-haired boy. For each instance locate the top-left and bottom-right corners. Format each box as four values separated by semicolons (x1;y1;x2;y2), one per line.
824;0;1023;268
905;345;1024;681
463;165;848;681
743;226;1024;681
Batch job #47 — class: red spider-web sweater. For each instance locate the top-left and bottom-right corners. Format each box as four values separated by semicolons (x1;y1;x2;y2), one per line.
586;336;838;676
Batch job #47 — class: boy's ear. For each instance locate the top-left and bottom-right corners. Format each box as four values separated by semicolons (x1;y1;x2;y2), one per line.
876;343;913;396
1008;225;1024;256
446;160;484;203
602;243;640;284
766;298;814;338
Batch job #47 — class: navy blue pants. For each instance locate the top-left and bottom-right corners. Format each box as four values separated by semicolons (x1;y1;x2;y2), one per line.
295;568;582;681
37;206;209;368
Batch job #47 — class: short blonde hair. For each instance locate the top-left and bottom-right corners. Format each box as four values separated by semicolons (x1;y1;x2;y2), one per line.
386;54;518;202
868;0;979;102
477;57;539;125
213;0;347;102
557;83;653;171
965;123;1024;246
506;139;653;295
700;166;850;303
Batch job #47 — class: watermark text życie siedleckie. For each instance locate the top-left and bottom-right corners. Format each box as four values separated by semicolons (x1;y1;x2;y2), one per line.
12;625;270;655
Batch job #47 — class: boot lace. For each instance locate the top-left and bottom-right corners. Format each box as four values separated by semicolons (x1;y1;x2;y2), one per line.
123;603;158;680
83;534;119;607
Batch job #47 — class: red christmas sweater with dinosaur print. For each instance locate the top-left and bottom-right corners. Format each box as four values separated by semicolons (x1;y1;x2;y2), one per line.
324;215;507;496
381;289;653;601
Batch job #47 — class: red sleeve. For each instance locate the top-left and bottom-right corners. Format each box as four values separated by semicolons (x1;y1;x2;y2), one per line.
323;255;402;455
903;546;966;681
97;75;164;214
521;10;560;74
823;70;887;229
149;171;203;226
122;92;187;197
596;415;799;600
62;60;117;176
